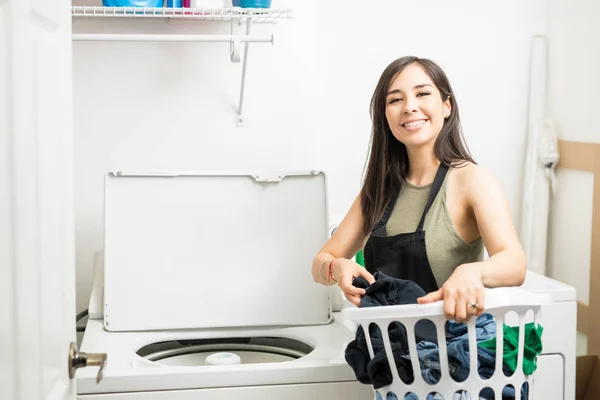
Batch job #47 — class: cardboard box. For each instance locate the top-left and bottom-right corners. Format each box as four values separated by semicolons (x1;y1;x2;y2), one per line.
577;355;600;400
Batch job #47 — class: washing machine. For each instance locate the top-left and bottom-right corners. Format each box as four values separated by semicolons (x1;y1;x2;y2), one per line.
76;170;374;399
76;170;577;399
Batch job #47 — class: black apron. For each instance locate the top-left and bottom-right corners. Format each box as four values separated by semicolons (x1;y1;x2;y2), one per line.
363;165;449;294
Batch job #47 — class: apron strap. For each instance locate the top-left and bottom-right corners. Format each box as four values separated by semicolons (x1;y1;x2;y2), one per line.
372;192;399;234
416;164;449;232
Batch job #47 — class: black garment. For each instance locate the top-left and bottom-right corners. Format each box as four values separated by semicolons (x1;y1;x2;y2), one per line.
344;272;437;389
363;164;449;294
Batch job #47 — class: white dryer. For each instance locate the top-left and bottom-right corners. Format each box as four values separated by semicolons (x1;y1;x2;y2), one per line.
76;171;577;400
518;269;577;399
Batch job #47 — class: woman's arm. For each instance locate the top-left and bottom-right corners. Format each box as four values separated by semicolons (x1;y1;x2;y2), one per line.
311;195;375;305
418;164;526;321
311;195;365;284
464;164;527;287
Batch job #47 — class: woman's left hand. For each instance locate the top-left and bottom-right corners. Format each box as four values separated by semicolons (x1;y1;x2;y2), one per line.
417;263;485;323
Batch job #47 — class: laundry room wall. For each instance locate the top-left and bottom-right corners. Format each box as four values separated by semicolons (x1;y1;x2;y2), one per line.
72;0;546;314
545;0;600;354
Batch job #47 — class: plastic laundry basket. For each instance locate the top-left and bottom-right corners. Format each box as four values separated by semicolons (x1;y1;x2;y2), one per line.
342;287;550;400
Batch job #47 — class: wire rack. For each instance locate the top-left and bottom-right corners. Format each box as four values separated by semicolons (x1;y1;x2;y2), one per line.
71;6;293;22
71;5;293;127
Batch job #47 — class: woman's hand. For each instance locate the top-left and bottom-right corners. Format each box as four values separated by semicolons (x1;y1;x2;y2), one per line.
416;263;485;322
331;258;376;306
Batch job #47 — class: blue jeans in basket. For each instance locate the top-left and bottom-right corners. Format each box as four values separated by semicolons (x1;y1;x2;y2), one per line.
414;314;528;400
418;314;497;383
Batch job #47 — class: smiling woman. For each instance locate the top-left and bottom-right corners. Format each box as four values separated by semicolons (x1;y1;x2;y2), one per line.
384;67;451;148
311;56;527;324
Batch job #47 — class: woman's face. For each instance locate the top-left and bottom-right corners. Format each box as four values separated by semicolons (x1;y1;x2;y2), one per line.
385;63;451;149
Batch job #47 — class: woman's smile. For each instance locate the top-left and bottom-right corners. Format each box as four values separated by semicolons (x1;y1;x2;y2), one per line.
402;119;428;131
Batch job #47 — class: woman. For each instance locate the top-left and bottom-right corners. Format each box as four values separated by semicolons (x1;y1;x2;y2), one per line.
311;56;526;323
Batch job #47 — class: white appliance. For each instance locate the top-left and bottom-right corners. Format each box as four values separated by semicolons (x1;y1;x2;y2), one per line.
77;170;374;399
76;171;576;399
518;270;577;399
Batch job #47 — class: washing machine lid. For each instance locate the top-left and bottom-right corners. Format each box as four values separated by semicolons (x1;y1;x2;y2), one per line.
103;171;332;332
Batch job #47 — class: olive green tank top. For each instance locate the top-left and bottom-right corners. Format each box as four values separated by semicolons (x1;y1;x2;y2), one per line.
363;168;484;287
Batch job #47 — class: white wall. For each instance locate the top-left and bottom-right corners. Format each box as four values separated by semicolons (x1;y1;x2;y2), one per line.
546;0;600;329
72;0;546;313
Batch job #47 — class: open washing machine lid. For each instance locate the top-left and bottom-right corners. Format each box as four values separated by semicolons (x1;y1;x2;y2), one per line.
103;170;332;332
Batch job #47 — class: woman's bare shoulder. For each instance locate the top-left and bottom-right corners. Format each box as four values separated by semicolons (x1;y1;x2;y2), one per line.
451;162;504;206
451;162;496;188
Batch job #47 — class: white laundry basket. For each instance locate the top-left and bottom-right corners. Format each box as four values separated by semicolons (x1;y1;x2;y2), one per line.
342;287;550;400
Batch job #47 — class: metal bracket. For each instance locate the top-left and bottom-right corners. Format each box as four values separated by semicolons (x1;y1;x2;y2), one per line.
236;112;245;127
230;39;241;63
230;18;241;63
235;17;251;127
234;18;274;127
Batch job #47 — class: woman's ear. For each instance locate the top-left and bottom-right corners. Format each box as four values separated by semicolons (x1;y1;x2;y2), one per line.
444;98;452;118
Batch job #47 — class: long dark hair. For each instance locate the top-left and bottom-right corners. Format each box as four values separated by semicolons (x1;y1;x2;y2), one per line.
360;56;475;234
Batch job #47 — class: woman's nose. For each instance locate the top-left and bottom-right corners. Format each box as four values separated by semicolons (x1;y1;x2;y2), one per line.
402;95;418;114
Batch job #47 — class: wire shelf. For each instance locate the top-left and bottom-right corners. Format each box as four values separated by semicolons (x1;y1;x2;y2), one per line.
71;6;293;22
71;5;293;127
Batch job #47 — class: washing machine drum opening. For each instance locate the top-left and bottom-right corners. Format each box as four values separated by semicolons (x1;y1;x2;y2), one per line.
137;336;314;366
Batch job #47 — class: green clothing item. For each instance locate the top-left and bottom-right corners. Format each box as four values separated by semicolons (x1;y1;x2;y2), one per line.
479;323;544;375
355;249;365;267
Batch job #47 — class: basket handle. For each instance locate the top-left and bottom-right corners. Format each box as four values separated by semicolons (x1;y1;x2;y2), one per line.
341;287;550;321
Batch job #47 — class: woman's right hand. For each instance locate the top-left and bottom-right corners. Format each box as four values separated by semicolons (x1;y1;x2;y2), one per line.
331;258;376;306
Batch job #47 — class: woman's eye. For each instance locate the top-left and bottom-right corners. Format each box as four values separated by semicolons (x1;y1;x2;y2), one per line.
388;97;402;104
417;92;431;97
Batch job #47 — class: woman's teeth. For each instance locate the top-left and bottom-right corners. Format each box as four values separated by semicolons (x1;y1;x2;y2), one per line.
404;120;426;128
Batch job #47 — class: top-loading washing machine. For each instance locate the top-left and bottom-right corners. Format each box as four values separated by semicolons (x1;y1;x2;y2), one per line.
76;170;577;400
76;170;375;400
